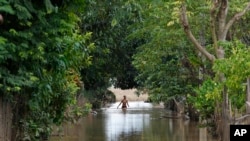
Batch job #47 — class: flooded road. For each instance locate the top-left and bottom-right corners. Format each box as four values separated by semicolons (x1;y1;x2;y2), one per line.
50;101;218;141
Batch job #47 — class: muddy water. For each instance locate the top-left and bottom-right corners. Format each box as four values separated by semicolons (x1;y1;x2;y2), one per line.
50;101;218;141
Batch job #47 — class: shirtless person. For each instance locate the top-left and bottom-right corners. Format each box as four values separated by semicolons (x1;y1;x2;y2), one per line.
117;95;129;109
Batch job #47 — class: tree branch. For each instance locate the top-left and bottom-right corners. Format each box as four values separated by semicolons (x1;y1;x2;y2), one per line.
210;0;219;57
235;114;250;124
217;0;228;40
180;5;216;62
223;2;250;40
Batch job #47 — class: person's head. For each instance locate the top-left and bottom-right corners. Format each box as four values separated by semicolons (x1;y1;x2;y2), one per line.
123;95;126;99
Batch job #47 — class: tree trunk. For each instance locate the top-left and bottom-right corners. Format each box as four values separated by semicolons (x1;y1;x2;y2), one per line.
180;1;250;140
222;85;230;141
0;97;12;141
247;78;250;114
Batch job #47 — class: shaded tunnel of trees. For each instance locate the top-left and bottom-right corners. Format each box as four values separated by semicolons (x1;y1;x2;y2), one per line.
1;0;250;141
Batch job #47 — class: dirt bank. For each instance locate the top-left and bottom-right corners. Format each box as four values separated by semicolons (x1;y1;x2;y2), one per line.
108;87;148;101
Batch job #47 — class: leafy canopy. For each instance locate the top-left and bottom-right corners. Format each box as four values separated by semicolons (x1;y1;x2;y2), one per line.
0;0;92;140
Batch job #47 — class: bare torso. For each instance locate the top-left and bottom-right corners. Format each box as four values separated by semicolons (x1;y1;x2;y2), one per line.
121;99;128;108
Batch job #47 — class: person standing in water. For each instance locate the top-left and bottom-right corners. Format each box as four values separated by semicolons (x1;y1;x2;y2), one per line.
117;95;129;109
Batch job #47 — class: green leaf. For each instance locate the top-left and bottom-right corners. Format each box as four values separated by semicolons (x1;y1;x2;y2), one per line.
0;5;15;14
44;0;54;14
111;18;118;27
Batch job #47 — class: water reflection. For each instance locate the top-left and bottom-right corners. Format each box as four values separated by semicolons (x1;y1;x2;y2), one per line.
105;102;151;141
50;101;217;141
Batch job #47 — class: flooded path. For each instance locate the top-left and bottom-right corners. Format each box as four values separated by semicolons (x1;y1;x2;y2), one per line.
50;101;218;141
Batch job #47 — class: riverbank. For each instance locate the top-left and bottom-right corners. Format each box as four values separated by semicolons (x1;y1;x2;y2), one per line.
108;87;148;101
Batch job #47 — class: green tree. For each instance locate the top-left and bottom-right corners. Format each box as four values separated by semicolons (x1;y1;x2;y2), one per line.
79;0;144;107
180;1;250;140
131;0;208;119
0;0;92;140
213;41;250;112
131;0;250;140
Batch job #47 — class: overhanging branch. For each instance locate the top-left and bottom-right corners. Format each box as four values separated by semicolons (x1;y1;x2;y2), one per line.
223;2;250;39
180;5;216;62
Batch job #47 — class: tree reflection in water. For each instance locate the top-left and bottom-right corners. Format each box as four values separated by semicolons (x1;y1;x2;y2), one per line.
50;101;218;141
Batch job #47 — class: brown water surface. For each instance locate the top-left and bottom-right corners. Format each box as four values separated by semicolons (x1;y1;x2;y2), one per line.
50;101;218;141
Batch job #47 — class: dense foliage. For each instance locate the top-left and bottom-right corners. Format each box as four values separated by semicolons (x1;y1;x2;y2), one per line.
0;0;92;140
131;1;206;107
79;0;144;107
214;41;250;111
80;0;144;90
131;0;250;133
1;0;250;140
